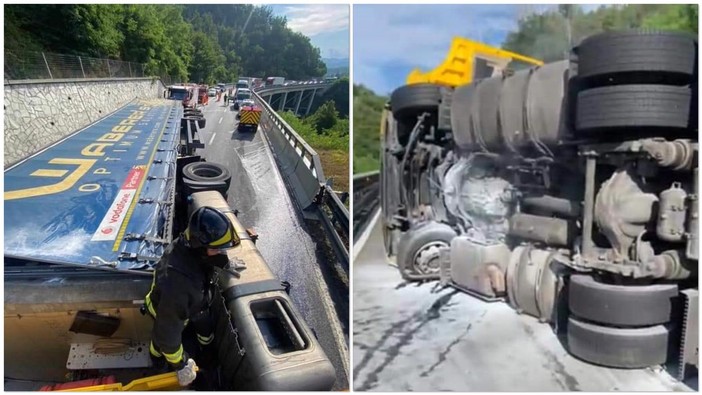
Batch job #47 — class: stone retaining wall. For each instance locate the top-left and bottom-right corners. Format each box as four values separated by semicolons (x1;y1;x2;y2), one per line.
4;77;167;166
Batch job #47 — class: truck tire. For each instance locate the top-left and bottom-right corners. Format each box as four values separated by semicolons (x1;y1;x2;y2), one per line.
390;84;442;122
472;77;502;150
569;275;678;327
396;222;456;281
576;30;697;86
576;85;692;133
567;316;671;368
182;178;228;199
183;162;232;190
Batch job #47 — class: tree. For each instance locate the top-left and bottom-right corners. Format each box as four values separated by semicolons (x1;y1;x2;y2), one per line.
189;31;225;84
310;77;349;118
643;5;698;33
4;4;330;83
352;85;387;173
308;101;338;133
502;4;697;62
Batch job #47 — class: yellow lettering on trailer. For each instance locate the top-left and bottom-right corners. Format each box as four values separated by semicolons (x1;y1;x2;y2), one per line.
82;143;113;157
112;125;132;133
5;105;158;201
5;158;97;200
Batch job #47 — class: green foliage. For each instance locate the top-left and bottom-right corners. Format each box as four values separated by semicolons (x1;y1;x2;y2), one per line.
503;5;698;63
308;101;339;132
278;107;347;151
352;84;386;174
4;4;328;83
189;31;225;84
642;5;698;33
309;77;349;118
184;5;326;79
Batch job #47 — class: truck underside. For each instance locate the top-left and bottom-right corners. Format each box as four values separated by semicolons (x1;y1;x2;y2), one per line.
381;30;698;381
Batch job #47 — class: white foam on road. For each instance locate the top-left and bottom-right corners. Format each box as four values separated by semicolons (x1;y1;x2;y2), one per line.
353;208;380;261
353;219;690;392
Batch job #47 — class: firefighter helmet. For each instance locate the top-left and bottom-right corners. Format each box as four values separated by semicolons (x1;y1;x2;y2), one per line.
185;207;237;249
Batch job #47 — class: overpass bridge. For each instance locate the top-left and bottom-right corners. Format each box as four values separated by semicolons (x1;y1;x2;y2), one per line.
255;80;333;116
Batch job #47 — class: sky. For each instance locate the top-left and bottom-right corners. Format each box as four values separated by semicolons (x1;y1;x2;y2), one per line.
270;4;350;59
354;4;603;95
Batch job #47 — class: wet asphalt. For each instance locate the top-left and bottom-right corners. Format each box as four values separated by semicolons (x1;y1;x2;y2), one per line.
196;98;349;389
353;216;692;392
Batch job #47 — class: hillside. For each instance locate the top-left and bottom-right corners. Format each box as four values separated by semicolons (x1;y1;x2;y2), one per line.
323;57;349;77
353;84;386;174
5;4;327;83
503;4;697;63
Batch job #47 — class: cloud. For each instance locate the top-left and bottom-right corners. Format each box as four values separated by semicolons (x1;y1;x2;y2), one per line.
353;4;611;94
277;4;349;37
354;5;524;94
309;29;349;59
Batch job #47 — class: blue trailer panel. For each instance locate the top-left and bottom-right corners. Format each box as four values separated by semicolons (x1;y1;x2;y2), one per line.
4;99;183;272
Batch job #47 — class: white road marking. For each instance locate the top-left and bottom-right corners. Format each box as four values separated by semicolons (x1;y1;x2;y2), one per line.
218;117;223;124
209;133;217;145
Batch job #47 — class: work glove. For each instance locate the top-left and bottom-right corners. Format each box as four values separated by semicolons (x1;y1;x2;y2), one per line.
176;358;198;387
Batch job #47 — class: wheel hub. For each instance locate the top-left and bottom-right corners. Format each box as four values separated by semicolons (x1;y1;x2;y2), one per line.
413;242;447;274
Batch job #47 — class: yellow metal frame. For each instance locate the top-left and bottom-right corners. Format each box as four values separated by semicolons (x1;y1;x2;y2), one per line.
57;372;184;391
406;37;544;87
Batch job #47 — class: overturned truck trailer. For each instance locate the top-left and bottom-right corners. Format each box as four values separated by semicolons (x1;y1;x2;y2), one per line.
4;98;335;390
382;30;698;378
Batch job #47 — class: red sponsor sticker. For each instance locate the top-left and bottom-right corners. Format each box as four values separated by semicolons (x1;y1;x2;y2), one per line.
91;166;144;242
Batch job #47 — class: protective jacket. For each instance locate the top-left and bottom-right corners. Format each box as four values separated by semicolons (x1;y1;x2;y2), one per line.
145;236;227;367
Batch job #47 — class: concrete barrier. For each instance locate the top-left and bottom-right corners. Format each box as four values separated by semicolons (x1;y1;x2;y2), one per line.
4;77;166;166
254;90;325;210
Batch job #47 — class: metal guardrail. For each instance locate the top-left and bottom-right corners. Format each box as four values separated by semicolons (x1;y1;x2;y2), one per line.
352;171;380;243
4;51;147;81
252;89;349;269
254;80;332;93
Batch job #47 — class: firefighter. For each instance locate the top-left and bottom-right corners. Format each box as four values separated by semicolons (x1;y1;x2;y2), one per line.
144;206;238;386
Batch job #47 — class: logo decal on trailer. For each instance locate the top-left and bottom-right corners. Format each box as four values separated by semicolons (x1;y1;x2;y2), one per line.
91;166;145;241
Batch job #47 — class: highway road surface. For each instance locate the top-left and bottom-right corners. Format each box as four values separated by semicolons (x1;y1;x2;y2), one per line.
353;213;694;392
197;98;349;389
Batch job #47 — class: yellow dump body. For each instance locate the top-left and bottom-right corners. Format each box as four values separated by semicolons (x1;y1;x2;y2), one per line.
406;37;544;87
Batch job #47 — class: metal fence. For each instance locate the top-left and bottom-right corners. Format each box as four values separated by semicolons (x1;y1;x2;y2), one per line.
4;51;147;81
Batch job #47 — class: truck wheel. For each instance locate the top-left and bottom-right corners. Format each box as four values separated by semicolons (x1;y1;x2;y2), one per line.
183;162;232;190
569;275;678;327
182;178;228;199
567;316;671;368
576;30;697;86
396;222;456;280
575;85;692;133
390;84;442;122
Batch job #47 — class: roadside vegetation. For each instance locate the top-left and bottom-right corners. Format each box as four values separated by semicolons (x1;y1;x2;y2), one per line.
353;85;386;174
352;4;698;174
277;77;349;192
5;4;327;83
278;98;349;192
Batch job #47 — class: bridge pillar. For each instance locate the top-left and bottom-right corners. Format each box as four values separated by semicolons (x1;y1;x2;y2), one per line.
281;92;288;111
306;89;317;115
294;90;304;116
